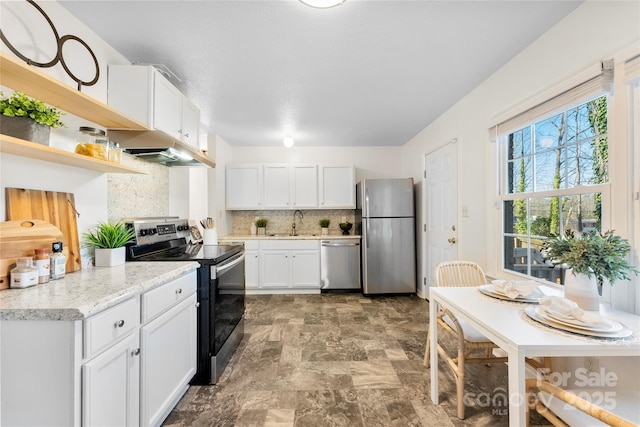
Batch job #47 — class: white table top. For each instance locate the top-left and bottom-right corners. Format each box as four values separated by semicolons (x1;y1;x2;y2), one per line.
429;285;640;425
430;286;640;355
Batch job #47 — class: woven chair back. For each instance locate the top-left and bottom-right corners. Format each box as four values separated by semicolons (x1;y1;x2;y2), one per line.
434;261;486;288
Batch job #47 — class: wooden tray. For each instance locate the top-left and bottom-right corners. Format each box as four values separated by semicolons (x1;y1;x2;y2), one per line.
5;188;82;276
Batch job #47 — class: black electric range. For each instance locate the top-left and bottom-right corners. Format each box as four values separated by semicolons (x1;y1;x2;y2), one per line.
124;218;245;385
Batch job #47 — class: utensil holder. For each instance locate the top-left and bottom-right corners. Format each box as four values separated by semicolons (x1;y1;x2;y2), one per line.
203;228;218;245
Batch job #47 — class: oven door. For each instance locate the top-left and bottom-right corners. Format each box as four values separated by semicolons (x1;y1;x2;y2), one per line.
211;252;246;355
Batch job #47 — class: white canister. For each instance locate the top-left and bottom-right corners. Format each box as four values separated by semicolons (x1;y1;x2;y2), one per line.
10;257;39;289
203;228;218;245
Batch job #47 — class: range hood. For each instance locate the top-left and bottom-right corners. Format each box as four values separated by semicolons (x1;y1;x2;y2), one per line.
107;129;216;167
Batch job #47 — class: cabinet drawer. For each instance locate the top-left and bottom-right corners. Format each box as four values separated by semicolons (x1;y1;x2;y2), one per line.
260;240;319;250
141;271;196;323
243;240;259;250
84;296;140;359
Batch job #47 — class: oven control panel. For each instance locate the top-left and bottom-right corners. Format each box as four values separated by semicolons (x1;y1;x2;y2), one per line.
126;219;191;246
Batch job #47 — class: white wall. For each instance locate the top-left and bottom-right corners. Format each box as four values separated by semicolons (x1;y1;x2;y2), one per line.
401;1;640;300
0;1;194;256
0;1;130;239
210;134;234;236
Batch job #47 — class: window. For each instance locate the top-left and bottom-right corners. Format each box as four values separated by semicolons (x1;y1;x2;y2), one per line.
499;95;609;284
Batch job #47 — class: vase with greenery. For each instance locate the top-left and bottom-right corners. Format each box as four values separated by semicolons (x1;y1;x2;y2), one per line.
83;221;136;267
339;222;352;235
319;219;331;235
543;229;638;309
255;218;268;235
0;91;65;145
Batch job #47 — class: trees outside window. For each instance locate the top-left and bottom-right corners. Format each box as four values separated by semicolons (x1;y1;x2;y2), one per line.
501;95;609;283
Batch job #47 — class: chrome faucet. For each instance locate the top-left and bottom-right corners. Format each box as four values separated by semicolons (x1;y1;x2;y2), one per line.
292;210;303;236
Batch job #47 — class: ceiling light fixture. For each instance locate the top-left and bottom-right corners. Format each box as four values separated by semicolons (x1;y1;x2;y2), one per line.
283;137;295;148
299;0;346;9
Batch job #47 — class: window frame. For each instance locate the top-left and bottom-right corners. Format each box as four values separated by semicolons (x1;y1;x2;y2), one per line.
497;95;612;283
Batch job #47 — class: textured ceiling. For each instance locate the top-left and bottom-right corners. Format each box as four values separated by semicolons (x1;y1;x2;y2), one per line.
60;0;581;147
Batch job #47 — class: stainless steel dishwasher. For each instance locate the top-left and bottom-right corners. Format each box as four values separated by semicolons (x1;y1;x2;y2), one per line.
320;239;361;291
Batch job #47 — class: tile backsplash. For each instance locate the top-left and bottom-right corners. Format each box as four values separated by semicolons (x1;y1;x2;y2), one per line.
229;210;356;236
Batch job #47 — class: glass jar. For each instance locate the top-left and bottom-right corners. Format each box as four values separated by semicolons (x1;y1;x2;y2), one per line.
10;257;38;289
50;241;67;280
75;126;108;161
108;141;122;163
34;248;50;284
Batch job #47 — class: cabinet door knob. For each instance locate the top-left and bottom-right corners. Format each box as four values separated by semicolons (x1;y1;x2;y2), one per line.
184;133;189;138
176;288;183;294
114;320;125;328
195;302;200;308
131;348;140;357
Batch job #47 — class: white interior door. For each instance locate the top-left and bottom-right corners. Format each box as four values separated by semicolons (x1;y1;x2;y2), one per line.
423;141;458;296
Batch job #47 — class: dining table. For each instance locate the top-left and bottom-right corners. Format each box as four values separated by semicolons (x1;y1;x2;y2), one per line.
429;285;640;426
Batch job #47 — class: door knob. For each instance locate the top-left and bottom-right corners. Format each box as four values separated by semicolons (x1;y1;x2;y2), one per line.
448;237;457;244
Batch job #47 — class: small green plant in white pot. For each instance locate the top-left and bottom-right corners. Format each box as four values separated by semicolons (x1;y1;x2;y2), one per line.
255;218;268;235
319;219;331;236
83;221;136;267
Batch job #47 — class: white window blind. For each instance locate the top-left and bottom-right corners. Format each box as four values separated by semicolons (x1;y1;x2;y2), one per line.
625;54;640;84
494;61;613;136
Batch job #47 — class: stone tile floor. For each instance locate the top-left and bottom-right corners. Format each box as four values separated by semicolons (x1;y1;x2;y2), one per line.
164;293;549;426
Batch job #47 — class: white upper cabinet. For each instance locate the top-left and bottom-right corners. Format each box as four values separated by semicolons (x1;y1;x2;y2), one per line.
152;73;183;140
263;164;291;209
290;164;318;209
226;163;352;210
226;164;263;209
319;164;356;209
262;164;318;209
180;98;200;148
108;65;199;148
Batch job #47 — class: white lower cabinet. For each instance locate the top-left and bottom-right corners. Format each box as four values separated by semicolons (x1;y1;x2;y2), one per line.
244;241;261;290
261;250;290;288
0;270;197;427
257;240;320;292
82;331;140;427
290;250;321;288
140;293;197;427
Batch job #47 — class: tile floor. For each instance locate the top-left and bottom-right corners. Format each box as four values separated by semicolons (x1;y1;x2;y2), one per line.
164;293;547;426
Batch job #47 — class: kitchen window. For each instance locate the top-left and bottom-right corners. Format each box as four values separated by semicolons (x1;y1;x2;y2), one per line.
496;71;611;284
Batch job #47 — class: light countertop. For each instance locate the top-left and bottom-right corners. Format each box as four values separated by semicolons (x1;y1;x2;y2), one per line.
0;261;199;321
220;234;361;241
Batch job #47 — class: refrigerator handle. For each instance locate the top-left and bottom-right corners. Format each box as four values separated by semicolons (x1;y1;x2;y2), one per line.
365;188;370;217
365;220;369;249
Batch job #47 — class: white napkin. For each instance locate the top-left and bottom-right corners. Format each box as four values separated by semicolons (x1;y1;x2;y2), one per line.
492;280;539;299
538;296;600;325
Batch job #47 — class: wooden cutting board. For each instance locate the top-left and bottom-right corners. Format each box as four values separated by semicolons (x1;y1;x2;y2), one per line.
5;188;82;276
0;219;65;290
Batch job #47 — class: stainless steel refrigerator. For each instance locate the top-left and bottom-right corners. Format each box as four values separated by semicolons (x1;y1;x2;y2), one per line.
356;178;416;295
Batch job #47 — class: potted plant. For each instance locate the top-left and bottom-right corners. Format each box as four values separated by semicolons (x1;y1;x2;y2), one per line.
339;221;353;235
83;221;136;267
543;229;638;310
0;91;65;145
319;218;331;236
255;218;268;235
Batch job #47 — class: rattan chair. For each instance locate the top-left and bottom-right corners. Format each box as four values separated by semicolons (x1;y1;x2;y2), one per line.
424;260;507;419
526;378;638;427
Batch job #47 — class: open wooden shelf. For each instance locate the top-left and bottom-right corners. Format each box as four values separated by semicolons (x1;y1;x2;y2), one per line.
0;52;148;130
0;134;145;174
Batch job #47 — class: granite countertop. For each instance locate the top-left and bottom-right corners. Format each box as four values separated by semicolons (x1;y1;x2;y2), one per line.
0;261;199;321
220;234;361;241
